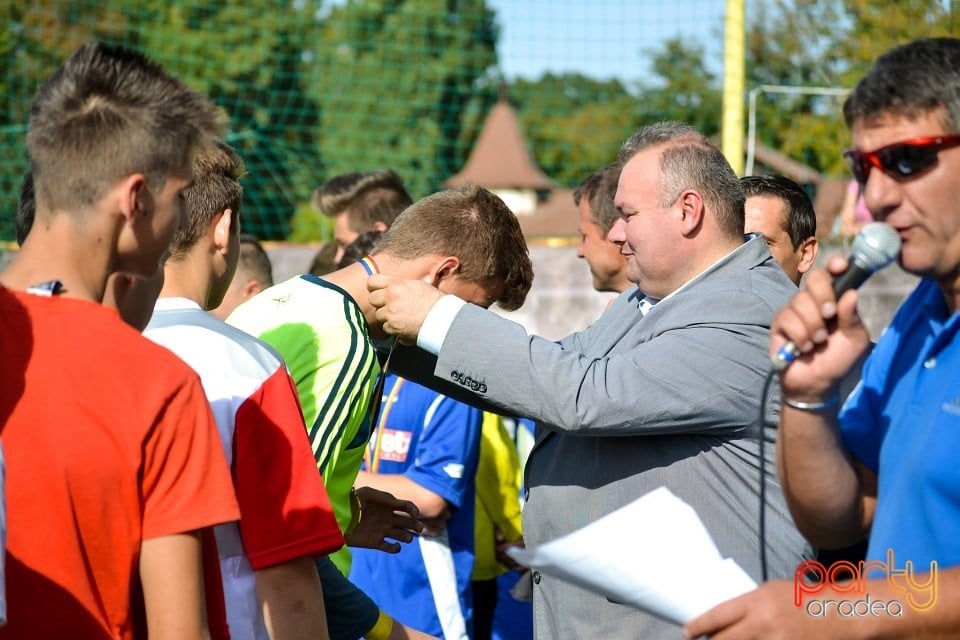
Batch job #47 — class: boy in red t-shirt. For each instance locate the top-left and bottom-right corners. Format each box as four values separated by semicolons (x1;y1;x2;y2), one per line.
0;43;238;640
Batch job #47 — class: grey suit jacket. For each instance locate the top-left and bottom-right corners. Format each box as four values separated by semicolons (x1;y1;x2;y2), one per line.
396;236;811;639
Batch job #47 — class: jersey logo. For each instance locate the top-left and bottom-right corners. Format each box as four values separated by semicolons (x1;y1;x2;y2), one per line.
377;428;412;462
443;463;464;479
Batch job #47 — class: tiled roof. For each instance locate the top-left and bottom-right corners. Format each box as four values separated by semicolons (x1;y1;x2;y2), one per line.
446;99;555;190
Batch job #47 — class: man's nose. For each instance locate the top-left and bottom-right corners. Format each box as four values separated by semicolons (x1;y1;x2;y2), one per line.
607;218;626;243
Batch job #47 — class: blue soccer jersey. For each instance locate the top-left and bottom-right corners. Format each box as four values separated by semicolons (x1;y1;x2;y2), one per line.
840;278;960;572
350;374;483;639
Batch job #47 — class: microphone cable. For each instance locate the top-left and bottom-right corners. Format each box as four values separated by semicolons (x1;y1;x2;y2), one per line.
756;224;899;584
756;366;779;583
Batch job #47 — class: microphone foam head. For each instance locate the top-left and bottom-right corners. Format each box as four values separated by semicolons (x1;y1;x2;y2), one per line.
851;222;902;272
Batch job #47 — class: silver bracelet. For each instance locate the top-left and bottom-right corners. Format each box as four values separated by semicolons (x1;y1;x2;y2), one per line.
782;393;841;412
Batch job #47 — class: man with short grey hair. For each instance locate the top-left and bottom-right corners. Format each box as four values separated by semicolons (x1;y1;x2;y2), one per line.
369;122;810;639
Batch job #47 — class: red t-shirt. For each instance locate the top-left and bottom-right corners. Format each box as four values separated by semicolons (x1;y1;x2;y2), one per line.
0;290;240;639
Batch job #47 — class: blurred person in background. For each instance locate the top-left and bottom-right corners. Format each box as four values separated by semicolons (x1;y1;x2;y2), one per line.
741;174;818;287
573;163;630;295
312;169;412;263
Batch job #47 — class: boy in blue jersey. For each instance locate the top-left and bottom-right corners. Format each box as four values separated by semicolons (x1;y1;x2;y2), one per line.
352;374;484;639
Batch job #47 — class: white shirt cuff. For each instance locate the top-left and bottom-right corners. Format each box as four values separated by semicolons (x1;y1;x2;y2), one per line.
417;294;467;355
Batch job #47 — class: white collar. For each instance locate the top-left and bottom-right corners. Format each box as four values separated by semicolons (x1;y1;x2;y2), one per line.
153;296;203;312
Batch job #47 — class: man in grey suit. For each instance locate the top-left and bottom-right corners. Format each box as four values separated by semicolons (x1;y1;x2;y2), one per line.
368;122;810;639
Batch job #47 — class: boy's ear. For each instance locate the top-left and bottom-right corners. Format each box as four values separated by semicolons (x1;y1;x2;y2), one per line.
117;174;148;224
428;256;461;286
242;279;263;298
212;208;233;253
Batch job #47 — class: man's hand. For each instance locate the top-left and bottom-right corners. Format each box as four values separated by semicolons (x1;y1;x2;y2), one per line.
344;486;424;553
684;580;838;639
770;255;872;399
367;274;444;342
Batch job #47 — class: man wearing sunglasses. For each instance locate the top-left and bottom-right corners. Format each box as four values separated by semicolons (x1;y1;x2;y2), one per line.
687;37;960;639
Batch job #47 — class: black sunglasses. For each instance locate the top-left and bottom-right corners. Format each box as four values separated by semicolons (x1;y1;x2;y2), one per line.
844;134;960;186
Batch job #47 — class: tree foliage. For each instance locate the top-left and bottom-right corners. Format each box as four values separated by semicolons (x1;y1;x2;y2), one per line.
306;0;498;200
4;1;960;242
618;0;959;178
637;38;723;139
0;0;324;240
498;39;724;187
745;0;958;176
505;73;640;186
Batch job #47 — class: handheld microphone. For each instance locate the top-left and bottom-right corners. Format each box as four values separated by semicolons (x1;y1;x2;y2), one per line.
771;222;901;371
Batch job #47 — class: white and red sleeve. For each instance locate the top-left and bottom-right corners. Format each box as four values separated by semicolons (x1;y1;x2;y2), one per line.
233;365;344;570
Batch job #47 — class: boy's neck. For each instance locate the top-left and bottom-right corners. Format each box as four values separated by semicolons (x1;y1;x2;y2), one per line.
320;253;437;336
1;220;115;302
157;250;216;311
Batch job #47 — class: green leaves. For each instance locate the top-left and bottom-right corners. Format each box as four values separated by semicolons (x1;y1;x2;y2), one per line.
744;0;957;178
506;73;640;186
306;0;497;201
3;0;959;243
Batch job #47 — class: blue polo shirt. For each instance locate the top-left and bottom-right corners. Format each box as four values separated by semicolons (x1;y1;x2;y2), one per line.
350;374;482;639
841;278;960;571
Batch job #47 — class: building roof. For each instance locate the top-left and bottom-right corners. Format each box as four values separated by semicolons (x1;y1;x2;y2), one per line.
517;188;579;239
445;108;844;240
751;143;823;185
446;99;555;190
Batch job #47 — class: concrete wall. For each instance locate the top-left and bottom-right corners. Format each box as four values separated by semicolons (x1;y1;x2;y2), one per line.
1;239;918;342
262;239;917;342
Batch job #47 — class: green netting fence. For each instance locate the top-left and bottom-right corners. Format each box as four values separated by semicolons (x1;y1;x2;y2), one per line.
2;1;958;243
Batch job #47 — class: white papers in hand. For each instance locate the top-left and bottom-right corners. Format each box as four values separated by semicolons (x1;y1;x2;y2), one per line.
507;486;757;626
